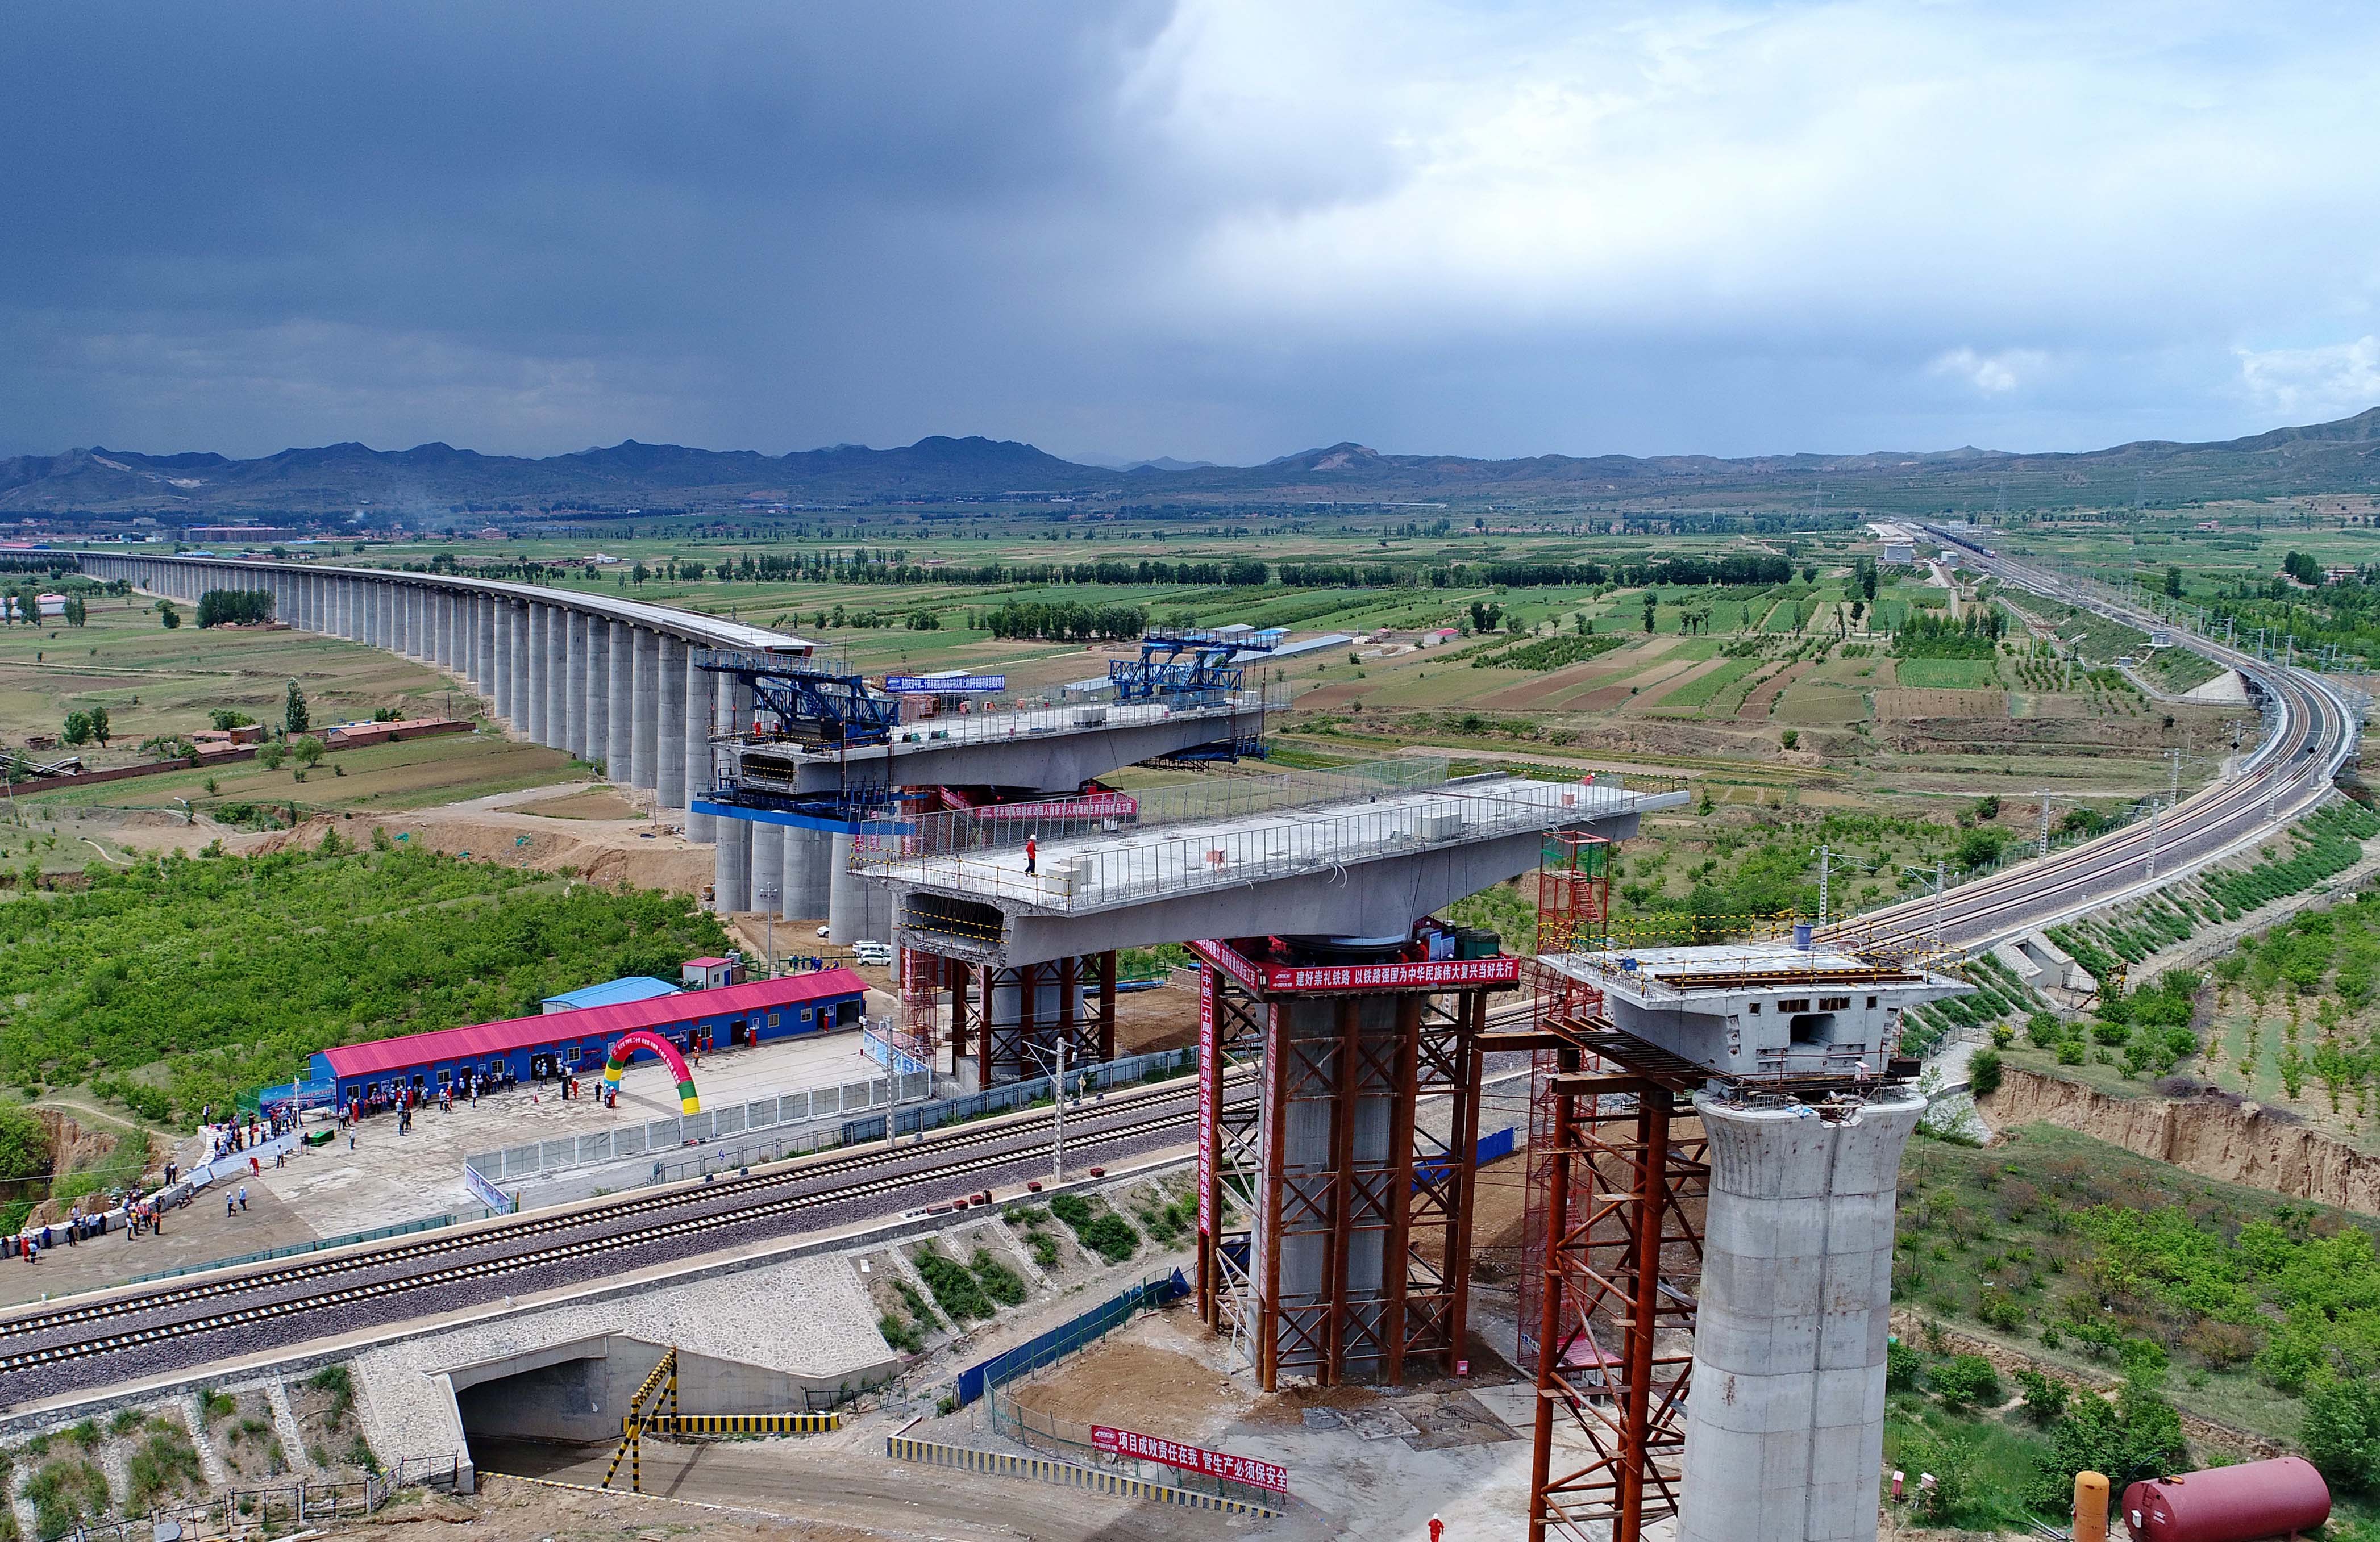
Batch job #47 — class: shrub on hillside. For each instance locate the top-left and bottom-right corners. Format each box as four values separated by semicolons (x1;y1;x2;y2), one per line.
1928;1353;2002;1408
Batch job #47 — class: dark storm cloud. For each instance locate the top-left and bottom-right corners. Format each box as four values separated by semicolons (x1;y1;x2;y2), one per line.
5;3;2380;463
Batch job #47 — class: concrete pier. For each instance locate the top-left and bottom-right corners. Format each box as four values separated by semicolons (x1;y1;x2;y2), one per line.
476;597;497;700
684;660;714;841
527;603;551;745
565;609;589;757
715;815;752;912
510;603;531;735
656;636;687;810
785;827;833;919
606;619;635;779
1675;1088;1926;1542
587;618;611;774
1256;993;1396;1380
630;627;660;790
827;832;891;944
545;603;569;751
750;821;785;923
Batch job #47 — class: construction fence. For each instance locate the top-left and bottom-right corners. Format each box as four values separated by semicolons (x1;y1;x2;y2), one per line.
886;1433;1280;1518
950;1266;1281;1511
468;1044;1197;1191
840;1045;1197;1147
955;1268;1189;1406
465;1070;931;1183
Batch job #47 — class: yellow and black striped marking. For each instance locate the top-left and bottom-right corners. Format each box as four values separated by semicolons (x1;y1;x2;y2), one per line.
883;1435;1281;1518
641;1412;842;1436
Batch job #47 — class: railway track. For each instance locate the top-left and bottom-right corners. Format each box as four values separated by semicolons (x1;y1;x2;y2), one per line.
1;1072;1246;1395
1820;542;2358;956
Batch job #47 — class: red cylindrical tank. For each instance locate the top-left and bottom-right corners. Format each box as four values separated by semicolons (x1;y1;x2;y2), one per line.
2120;1457;2330;1542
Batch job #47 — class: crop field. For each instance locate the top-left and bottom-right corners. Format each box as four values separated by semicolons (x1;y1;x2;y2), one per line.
1895;657;2001;689
0;507;2268;977
1874;687;2008;719
0;595;477;752
1652;656;1764;711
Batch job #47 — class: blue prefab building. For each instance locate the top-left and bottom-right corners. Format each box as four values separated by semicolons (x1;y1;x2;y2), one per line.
311;969;869;1106
541;976;684;1014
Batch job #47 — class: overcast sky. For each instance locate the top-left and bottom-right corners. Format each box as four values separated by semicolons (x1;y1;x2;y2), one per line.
6;1;2380;465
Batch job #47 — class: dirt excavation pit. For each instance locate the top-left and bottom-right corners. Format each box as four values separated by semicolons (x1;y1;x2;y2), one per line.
1005;1335;1243;1434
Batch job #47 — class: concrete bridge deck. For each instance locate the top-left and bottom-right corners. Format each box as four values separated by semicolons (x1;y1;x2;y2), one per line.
718;690;1270;797
871;774;1687;967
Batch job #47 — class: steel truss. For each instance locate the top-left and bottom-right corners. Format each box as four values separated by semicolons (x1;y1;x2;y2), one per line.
692;648;900;749
1194;955;1491;1390
934;952;1118;1086
1516;832;1615;1359
1524;1037;1709;1542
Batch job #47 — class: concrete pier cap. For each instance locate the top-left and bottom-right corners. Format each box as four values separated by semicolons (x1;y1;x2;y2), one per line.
1677;1085;1927;1542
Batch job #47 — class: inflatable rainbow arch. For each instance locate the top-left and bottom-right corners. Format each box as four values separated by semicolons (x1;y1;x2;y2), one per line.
601;1030;701;1114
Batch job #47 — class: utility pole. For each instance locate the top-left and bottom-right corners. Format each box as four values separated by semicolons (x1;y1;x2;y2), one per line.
756;882;779;977
1934;858;1945;953
2038;794;2051;859
1053;1035;1068;1185
2148;799;2162;880
2167;747;2182;807
1817;844;1830;930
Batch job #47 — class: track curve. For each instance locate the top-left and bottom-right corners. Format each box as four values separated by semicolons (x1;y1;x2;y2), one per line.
1820;537;2360;955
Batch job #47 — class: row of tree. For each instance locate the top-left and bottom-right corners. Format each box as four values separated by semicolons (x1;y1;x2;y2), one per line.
979;601;1147;642
1894;609;2007;657
195;589;276;628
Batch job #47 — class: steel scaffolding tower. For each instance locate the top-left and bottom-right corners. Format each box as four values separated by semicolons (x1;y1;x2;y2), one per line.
1192;935;1501;1389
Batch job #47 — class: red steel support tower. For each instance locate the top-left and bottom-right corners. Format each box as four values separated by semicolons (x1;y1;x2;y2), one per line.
1512;832;1714;1542
1192;931;1507;1389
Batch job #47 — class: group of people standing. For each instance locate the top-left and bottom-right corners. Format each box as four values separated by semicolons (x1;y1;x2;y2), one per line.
343;1063;518;1133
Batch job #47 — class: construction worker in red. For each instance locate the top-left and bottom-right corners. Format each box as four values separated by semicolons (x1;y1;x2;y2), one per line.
1024;835;1037;875
1429;1516;1444;1542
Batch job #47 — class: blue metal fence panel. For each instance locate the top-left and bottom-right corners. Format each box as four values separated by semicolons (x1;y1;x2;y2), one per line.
955;1268;1189;1406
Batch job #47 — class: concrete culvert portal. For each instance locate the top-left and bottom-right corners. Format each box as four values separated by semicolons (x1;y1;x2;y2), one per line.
452;1334;859;1478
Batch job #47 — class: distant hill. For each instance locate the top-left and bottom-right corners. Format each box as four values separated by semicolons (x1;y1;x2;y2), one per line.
5;409;2378;519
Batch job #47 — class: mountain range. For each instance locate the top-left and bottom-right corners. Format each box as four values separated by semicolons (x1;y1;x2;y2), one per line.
5;408;2379;519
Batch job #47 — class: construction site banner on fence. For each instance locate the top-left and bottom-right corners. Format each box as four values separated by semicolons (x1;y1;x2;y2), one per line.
1091;1426;1288;1493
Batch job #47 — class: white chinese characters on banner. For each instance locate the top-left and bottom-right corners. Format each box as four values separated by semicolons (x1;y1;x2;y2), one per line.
1091;1424;1289;1492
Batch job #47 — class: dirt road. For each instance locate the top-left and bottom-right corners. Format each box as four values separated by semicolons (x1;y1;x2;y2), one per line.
472;1436;1251;1542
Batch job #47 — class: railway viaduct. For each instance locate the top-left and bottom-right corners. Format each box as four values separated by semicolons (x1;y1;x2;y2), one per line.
74;552;773;842
68;553;1261;932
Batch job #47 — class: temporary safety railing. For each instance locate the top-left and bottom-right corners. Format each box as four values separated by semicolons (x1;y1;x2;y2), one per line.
862;774;1646;914
891;756;1443;856
44;1454;468;1542
1542;947;1934;1006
